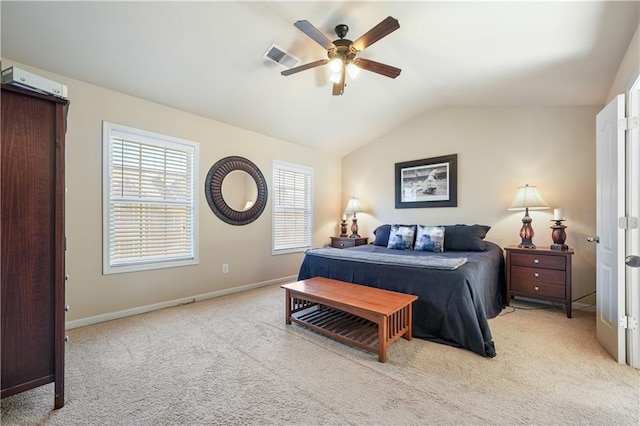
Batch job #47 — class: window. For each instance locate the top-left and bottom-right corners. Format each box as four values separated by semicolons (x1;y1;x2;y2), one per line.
272;160;313;254
103;122;198;274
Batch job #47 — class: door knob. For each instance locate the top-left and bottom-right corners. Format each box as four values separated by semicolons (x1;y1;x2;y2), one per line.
587;236;600;243
625;255;640;268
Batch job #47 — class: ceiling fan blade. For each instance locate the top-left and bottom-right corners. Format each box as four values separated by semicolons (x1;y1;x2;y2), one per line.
281;59;329;76
353;58;401;79
351;16;400;51
332;66;346;96
294;20;336;51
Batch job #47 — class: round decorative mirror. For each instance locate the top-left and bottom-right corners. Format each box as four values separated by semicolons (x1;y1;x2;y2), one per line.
221;170;259;212
205;156;267;226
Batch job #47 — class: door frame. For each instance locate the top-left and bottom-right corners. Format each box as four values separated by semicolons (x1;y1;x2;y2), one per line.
626;72;640;369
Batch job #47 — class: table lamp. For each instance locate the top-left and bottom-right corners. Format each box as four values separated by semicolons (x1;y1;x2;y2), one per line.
344;197;363;238
508;184;549;249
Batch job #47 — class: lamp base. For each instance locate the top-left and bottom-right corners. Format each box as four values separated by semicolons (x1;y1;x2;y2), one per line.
517;209;537;249
518;242;537;249
550;243;568;251
350;217;360;238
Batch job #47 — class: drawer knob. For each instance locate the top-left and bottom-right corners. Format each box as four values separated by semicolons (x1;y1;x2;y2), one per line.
533;259;539;264
534;272;539;278
533;286;539;292
340;243;344;247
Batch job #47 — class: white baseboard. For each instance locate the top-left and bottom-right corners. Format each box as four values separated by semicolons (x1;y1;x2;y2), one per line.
573;302;596;313
65;275;298;330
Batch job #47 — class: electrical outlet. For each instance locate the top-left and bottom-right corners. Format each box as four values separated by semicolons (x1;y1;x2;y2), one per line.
222;263;229;274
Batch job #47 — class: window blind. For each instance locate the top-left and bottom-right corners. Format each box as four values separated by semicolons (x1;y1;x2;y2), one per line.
272;161;313;254
103;122;198;273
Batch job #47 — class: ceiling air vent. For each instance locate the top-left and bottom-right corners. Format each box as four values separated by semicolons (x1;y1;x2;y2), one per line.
263;43;300;69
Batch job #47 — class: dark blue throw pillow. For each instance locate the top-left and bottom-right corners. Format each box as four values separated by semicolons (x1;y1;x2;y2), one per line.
443;224;491;251
373;224;392;246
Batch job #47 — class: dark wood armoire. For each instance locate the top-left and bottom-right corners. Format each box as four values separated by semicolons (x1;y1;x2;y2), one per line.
1;83;69;409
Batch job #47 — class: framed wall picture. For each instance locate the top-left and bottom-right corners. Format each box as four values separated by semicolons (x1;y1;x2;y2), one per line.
395;154;457;208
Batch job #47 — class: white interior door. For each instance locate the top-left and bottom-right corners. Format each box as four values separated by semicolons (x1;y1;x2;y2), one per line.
595;94;626;364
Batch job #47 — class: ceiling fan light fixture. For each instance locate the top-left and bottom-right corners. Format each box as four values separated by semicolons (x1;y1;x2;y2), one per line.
329;58;343;73
346;62;360;78
329;71;342;83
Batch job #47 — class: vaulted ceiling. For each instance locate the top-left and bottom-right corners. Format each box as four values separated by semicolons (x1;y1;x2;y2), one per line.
2;1;638;156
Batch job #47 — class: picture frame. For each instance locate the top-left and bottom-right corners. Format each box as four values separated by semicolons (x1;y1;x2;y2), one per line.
395;154;457;208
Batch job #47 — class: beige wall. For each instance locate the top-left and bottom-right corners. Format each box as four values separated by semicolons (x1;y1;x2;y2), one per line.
342;106;600;304
3;60;341;323
607;24;639;102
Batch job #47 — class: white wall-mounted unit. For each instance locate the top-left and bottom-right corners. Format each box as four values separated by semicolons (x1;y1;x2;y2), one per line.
1;66;68;98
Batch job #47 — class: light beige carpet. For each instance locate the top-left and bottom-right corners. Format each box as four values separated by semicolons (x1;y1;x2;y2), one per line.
1;284;638;425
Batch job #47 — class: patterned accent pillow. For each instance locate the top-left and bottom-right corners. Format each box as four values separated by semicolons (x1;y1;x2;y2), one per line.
387;225;416;250
414;225;445;253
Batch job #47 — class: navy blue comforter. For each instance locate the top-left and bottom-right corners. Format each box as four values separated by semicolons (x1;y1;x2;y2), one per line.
297;242;506;357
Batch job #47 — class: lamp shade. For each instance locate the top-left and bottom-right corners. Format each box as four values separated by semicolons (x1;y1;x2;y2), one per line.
344;197;363;214
508;184;549;211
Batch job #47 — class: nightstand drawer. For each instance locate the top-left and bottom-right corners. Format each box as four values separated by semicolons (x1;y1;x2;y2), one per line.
330;237;368;249
332;238;356;248
510;253;566;270
511;266;565;285
511;279;565;299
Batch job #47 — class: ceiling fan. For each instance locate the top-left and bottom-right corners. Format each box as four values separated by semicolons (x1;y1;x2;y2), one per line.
281;16;401;96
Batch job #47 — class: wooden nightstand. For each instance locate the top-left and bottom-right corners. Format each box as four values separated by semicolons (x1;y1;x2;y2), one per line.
505;246;574;318
330;236;368;249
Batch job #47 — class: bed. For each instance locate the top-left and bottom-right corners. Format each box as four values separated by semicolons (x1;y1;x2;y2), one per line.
297;224;506;357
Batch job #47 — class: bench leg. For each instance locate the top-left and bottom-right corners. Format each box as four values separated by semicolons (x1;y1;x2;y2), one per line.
285;290;291;325
404;303;413;341
378;317;388;363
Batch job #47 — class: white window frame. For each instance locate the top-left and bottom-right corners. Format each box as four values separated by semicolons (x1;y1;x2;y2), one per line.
272;160;313;255
102;121;199;274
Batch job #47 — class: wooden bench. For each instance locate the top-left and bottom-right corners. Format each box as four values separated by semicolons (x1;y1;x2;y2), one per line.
281;277;418;363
